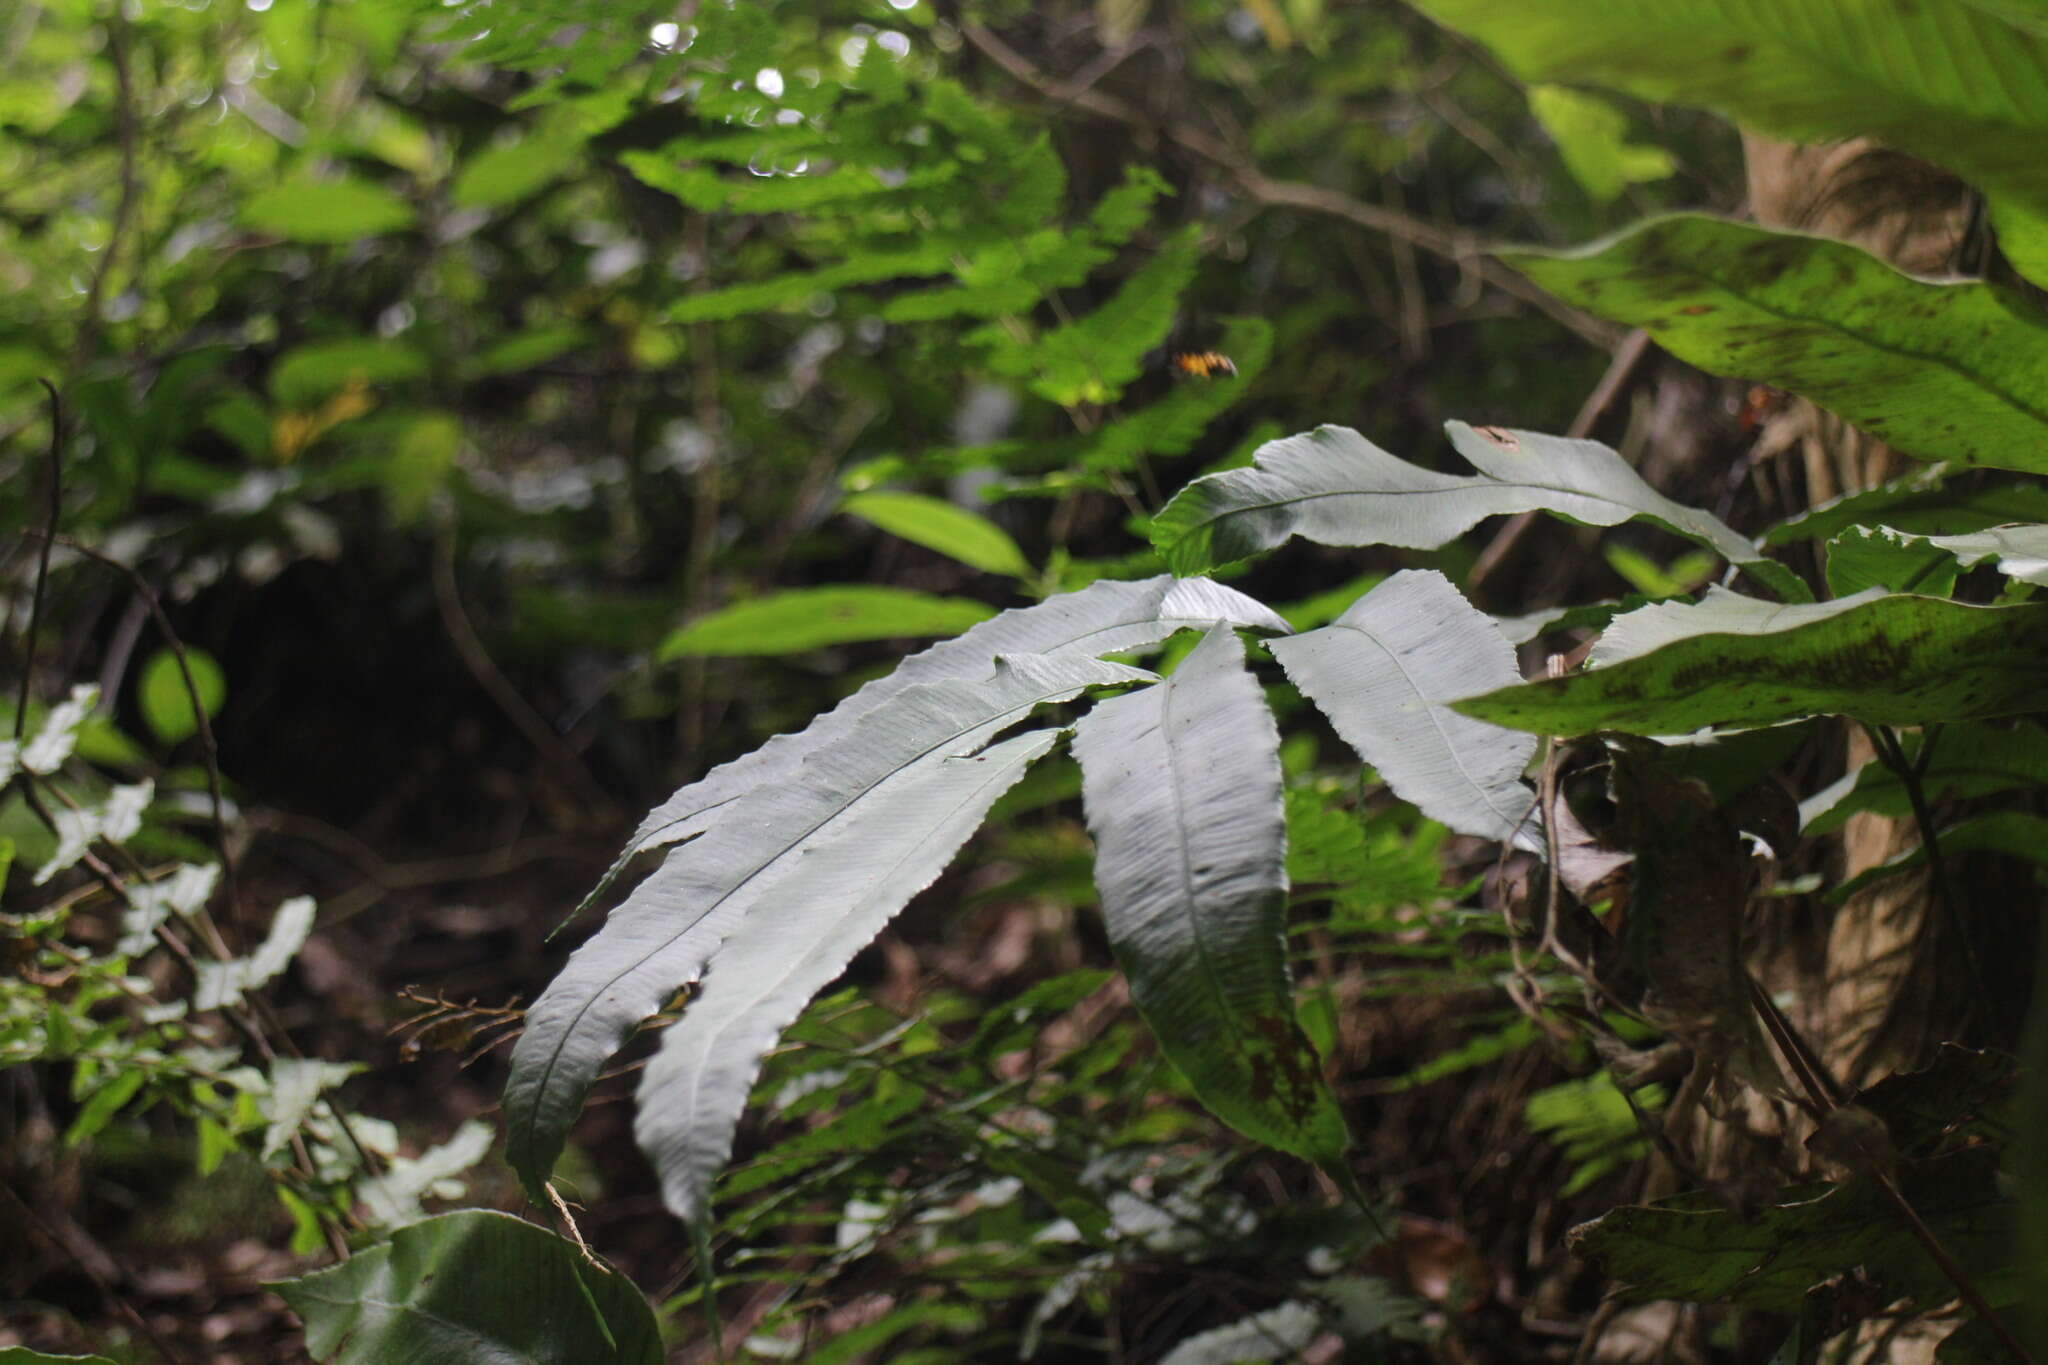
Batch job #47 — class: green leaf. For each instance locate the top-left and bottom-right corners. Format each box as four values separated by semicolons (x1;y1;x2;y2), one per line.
1270;571;1537;846
1155;421;1803;598
1500;215;2048;474
1409;0;2048;217
241;177;416;243
505;652;1156;1201
1527;85;1674;203
1569;1149;2010;1312
0;1350;118;1364
1802;721;2048;836
1454;589;2048;734
463;326;591;379
988;226;1201;406
137;646;226;746
270;338;427;407
1825;526;1960;599
657;586;997;659
664;245;955;323
63;1068;146;1146
633;727;1060;1225
1073;626;1350;1163
841;491;1030;577
382;412;461;526
1080;317;1274;474
272;1209;662;1365
451;133;584;209
1991;196;2048;290
1762;469;2048;546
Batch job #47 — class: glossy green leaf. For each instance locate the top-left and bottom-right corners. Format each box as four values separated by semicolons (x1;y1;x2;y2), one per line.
1501;215;2048;474
137;646;226;746
634;727;1059;1225
656;586;996;659
1270;571;1538;846
1454;590;2048;734
841;490;1030;577
1409;0;2048;216
272;1209;661;1365
241;178;416;243
1152;421;1805;599
1073;626;1349;1162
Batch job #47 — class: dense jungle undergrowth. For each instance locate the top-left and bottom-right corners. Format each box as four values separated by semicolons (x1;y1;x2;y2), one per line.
8;1;2048;1362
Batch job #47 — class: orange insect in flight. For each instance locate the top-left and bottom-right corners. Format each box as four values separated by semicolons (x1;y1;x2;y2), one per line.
1169;350;1237;380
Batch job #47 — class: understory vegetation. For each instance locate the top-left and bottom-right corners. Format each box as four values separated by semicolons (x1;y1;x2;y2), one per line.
7;2;2048;1362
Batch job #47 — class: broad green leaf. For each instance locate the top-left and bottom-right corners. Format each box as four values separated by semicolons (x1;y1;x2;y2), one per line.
1527;85;1674;204
1991;196;2048;290
656;586;996;659
1454;590;2048;734
0;1351;117;1364
1073;626;1349;1162
137;646;226;746
841;491;1030;577
1762;469;2048;546
1829;811;2048;903
451;133;584;208
1825;527;1959;599
1408;0;2048;216
633;727;1059;1225
1569;1149;2009;1312
272;1209;661;1365
1501;216;2048;474
1270;571;1538;846
63;1068;146;1146
241;177;416;243
1802;721;2048;836
270;338;427;407
505;653;1153;1198
1152;421;1805;600
262;1057;361;1160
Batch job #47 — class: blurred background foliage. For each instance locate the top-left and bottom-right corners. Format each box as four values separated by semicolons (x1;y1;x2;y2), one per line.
2;0;1754;1358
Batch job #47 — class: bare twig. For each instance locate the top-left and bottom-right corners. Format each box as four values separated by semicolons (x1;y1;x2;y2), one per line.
15;382;65;745
72;7;141;370
960;23;1621;349
430;519;621;824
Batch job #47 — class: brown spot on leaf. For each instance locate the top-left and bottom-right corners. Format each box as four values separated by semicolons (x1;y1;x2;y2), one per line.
1473;426;1519;451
